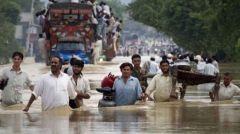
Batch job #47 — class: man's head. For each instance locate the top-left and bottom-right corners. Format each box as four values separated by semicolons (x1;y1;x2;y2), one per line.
12;51;24;68
160;60;170;74
131;54;141;68
120;62;133;78
223;72;232;87
51;56;62;75
150;57;155;61
206;58;213;64
90;0;96;3
72;59;84;76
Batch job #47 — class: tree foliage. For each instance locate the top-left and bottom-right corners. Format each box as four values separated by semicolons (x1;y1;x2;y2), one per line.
0;0;21;24
0;0;22;64
128;0;240;61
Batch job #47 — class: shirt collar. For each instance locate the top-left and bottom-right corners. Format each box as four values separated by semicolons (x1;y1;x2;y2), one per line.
50;71;64;77
160;73;170;77
220;82;232;88
119;76;134;81
10;67;22;74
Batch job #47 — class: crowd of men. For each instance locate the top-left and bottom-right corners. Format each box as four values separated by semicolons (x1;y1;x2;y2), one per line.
0;51;240;112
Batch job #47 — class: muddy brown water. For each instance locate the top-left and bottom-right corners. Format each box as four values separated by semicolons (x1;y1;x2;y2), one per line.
1;100;240;134
1;57;240;133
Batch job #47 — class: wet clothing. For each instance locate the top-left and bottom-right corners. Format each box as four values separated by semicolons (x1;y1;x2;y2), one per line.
113;76;142;106
212;60;219;72
132;67;148;92
68;75;90;108
146;74;173;102
218;83;240;101
0;67;33;105
33;72;77;111
201;63;219;91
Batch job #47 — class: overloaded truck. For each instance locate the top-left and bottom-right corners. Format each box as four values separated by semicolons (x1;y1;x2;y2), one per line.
37;2;110;65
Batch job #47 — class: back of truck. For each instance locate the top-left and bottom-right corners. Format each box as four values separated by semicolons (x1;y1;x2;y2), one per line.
44;2;94;65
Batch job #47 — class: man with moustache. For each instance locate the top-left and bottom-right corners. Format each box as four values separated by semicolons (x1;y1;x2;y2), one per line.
23;56;77;112
68;59;90;108
145;60;177;102
113;62;145;106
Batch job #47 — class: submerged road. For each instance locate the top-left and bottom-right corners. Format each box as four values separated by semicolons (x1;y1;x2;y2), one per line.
0;56;240;134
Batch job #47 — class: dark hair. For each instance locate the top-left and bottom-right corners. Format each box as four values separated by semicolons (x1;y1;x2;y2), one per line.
131;54;141;60
12;51;24;59
73;59;84;68
70;57;77;66
162;55;167;61
207;58;213;64
160;60;169;66
212;55;219;62
189;54;194;61
224;72;231;77
150;57;155;61
120;62;133;70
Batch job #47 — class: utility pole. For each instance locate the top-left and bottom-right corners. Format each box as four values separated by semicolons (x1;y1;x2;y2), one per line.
26;0;37;57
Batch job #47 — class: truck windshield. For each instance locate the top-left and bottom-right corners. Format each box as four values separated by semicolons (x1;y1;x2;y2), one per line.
56;42;85;51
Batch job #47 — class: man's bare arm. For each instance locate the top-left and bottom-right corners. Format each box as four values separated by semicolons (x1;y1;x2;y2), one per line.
23;94;36;112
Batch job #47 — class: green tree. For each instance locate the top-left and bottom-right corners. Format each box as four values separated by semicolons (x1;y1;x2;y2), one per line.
0;0;22;64
128;0;240;61
0;0;21;24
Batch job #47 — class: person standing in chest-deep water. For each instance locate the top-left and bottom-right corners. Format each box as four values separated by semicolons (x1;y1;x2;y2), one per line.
23;56;78;112
68;59;90;109
113;62;145;106
0;51;34;106
131;54;148;93
210;72;240;101
145;60;177;102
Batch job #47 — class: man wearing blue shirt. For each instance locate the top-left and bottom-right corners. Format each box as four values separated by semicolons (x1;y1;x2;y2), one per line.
113;62;145;106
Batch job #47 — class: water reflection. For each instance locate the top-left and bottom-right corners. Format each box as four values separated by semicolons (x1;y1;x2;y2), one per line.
1;101;240;133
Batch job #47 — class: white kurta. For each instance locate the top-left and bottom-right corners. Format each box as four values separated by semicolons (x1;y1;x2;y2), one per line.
33;72;77;111
146;74;172;102
67;76;90;105
218;83;240;100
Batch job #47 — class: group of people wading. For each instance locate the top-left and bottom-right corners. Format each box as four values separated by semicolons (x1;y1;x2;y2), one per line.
0;52;240;112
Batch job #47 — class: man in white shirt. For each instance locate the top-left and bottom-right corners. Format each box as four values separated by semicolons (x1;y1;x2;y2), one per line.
23;56;77;111
210;72;240;101
143;57;160;75
145;60;177;102
201;58;219;92
68;59;90;108
0;52;34;106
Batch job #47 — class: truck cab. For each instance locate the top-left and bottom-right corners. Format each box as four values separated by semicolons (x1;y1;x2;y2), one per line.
51;42;90;64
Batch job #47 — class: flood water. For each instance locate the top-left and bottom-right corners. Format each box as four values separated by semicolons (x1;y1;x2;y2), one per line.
1;56;240;134
1;99;240;134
